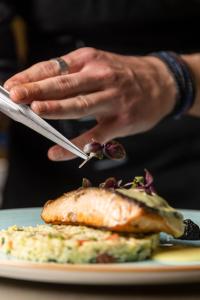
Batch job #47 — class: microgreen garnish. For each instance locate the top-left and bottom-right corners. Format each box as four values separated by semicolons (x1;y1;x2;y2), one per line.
103;140;126;160
99;177;122;189
79;140;126;168
124;169;156;195
82;178;92;188
81;169;156;195
83;141;104;160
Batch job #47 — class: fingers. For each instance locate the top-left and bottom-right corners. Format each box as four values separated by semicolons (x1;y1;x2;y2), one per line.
4;47;99;90
4;55;81;90
8;70;102;104
48;119;116;161
30;90;113;119
4;61;64;90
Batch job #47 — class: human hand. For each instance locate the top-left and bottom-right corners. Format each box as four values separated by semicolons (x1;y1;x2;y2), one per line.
4;48;177;161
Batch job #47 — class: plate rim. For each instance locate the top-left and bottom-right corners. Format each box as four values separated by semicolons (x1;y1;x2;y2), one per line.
1;259;200;273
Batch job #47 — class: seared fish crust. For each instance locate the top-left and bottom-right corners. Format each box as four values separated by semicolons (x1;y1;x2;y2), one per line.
41;187;184;237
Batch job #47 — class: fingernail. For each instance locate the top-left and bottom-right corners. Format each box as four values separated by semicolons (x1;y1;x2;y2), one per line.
10;86;28;101
31;102;47;114
4;81;20;91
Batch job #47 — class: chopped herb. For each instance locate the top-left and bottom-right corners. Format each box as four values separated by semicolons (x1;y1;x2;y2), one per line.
0;237;5;245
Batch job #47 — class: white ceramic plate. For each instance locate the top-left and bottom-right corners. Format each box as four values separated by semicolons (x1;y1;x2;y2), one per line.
0;208;200;285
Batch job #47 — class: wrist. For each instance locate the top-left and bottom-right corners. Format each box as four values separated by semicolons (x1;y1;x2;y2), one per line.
144;56;177;118
148;52;196;119
181;54;200;116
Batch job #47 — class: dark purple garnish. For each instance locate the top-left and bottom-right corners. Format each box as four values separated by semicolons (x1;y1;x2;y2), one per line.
99;177;122;189
103;140;126;160
144;169;154;188
141;169;156;195
123;169;156;195
80;170;156;194
178;219;200;240
82;178;92;188
80;140;126;168
83;141;104;159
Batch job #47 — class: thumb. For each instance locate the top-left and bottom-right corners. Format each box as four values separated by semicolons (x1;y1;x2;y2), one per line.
47;120;117;161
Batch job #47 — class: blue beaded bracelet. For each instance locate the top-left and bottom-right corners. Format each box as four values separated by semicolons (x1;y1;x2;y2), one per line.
149;51;196;119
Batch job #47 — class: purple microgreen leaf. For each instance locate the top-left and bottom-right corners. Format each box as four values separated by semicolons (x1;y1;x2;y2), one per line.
82;178;92;188
143;169;156;194
99;177;118;189
122;170;156;195
81;140;126;168
144;169;154;188
81;141;104;167
103;140;126;160
83;141;103;154
149;185;156;194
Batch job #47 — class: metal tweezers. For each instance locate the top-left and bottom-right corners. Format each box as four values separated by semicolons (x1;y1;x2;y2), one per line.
0;85;88;160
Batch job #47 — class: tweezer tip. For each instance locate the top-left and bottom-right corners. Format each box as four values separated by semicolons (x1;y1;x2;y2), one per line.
78;154;94;168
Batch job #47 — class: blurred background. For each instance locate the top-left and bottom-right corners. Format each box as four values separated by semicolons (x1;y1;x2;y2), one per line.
1;1;200;209
0;17;25;206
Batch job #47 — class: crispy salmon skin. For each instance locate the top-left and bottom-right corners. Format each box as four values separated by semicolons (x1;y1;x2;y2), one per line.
41;187;184;238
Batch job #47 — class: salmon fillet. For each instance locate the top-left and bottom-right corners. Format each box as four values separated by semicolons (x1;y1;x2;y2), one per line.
41;187;184;237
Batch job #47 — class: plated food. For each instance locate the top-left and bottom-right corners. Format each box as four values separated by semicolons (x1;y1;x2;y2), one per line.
0;225;158;263
0;171;185;264
42;187;183;237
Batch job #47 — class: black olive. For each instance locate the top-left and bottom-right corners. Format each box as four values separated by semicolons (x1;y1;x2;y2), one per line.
178;219;200;240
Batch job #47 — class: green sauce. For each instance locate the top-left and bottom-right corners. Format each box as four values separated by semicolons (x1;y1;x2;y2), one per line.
116;188;180;215
116;188;184;238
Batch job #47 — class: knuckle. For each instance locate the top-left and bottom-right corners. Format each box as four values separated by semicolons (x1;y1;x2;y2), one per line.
38;63;48;76
35;102;46;113
127;67;135;81
125;68;135;86
45;101;63;115
44;61;58;75
28;83;43;99
16;71;31;83
76;95;89;116
49;101;62;113
110;88;120;99
56;76;75;92
79;47;100;61
84;47;98;58
33;62;46;73
99;66;119;83
33;61;58;77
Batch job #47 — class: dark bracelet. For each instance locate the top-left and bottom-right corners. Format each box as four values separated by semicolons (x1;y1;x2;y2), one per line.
149;51;196;119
